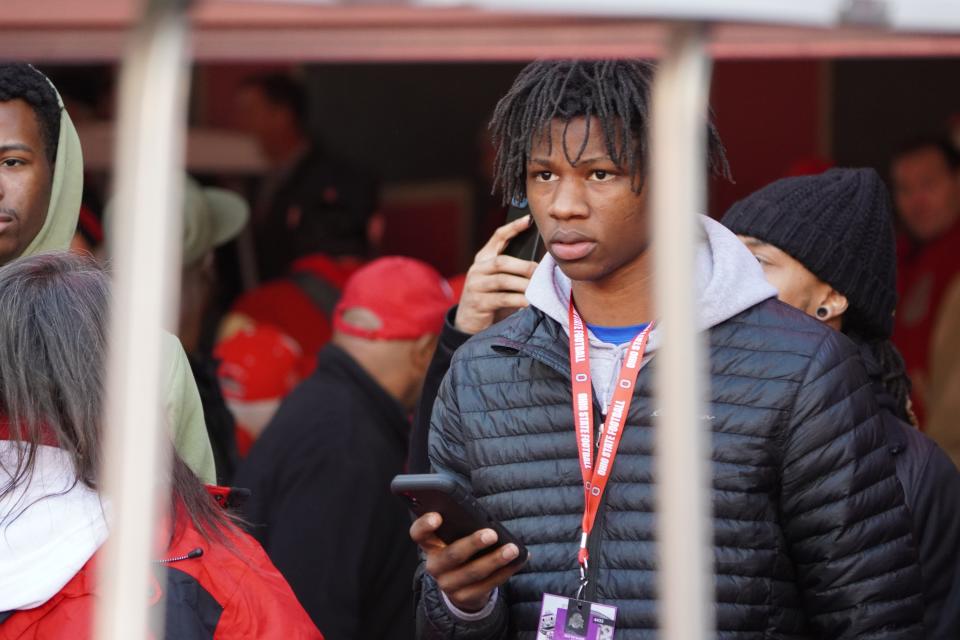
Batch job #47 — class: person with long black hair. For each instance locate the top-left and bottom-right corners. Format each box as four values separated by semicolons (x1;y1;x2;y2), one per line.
723;167;960;636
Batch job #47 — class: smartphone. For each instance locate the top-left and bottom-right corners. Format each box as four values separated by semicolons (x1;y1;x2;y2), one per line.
391;473;529;565
502;204;543;262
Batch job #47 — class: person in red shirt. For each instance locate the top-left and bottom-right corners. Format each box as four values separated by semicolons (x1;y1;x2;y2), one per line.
891;137;960;459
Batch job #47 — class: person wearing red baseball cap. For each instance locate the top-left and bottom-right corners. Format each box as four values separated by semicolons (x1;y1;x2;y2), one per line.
214;325;305;457
234;256;453;640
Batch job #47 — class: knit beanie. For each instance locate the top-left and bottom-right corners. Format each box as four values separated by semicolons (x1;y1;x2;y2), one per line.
721;168;897;339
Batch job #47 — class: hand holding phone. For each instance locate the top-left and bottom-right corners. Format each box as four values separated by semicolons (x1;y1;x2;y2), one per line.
502;205;542;262
455;211;540;335
396;474;529;613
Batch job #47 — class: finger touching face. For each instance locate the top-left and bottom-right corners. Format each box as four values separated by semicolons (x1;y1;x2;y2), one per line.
0;99;52;266
475;214;532;263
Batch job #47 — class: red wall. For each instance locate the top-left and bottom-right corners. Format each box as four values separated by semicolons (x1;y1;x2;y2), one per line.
709;60;825;217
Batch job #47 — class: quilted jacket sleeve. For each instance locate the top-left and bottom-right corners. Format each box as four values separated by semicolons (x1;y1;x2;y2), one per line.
780;330;924;639
416;357;510;640
409;307;472;474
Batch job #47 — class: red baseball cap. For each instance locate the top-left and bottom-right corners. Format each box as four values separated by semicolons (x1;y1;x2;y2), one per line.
215;325;304;402
333;256;453;340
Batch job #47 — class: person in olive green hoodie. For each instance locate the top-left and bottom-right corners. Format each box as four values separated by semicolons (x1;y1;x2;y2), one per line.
0;62;216;483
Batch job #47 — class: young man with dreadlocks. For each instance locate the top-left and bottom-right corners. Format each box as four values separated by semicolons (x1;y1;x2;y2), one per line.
409;60;924;638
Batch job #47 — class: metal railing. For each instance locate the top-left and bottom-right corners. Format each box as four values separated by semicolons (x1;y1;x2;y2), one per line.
94;0;191;637
651;23;714;639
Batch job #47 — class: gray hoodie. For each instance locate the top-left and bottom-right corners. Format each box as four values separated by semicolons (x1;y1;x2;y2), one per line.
525;215;777;412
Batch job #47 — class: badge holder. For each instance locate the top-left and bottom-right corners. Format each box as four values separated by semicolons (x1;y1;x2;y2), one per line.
537;561;617;640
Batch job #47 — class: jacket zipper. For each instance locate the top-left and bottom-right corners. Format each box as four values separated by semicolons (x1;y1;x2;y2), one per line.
156;547;204;564
497;339;608;602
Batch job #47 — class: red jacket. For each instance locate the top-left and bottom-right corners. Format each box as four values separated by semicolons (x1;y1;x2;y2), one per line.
0;492;323;640
894;221;960;426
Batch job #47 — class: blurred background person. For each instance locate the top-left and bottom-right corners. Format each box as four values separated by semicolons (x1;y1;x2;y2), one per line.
176;177;250;485
221;173;381;376
233;73;379;281
891;137;960;462
215;324;304;457
235;257;452;640
173;176;250;357
890;137;960;416
108;175;250;485
723;167;960;635
0;253;322;640
234;73;311;203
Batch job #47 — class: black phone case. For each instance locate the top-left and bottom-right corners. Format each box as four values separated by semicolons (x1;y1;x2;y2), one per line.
503;205;543;262
390;473;529;565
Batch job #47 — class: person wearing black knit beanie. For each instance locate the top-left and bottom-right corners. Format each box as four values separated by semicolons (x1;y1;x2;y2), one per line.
724;167;897;340
723;167;960;636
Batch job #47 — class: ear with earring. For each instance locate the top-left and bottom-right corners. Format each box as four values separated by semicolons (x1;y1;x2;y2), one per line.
815;291;848;323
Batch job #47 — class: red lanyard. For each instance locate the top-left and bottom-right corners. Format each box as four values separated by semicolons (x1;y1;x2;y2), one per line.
568;296;653;571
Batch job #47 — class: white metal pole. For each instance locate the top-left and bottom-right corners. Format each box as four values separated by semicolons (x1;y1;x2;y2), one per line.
94;0;191;638
651;22;714;640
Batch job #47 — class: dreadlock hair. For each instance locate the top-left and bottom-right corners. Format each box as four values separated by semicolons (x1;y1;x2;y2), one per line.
847;330;917;427
0;63;61;167
489;59;730;206
872;339;917;426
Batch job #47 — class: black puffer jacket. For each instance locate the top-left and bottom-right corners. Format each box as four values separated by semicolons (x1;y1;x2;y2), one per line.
857;342;960;636
419;300;924;639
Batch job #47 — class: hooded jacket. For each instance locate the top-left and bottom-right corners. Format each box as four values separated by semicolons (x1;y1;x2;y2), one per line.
0;440;321;640
419;217;924;639
23;75;216;484
0;442;107;616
